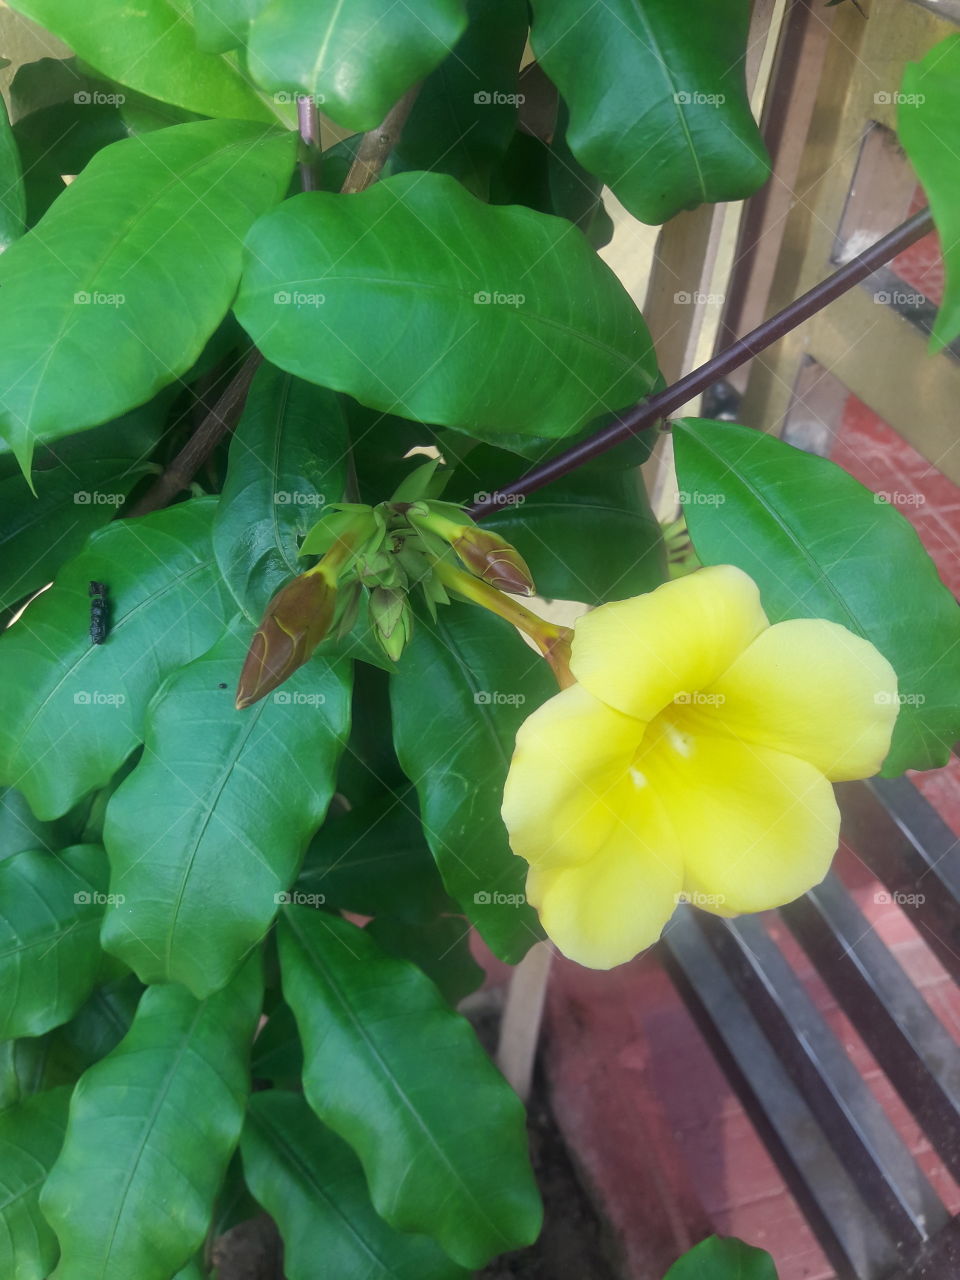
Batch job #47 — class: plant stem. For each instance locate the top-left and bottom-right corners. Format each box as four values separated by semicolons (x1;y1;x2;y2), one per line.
297;96;321;191
128;354;262;517
468;207;935;517
341;85;420;194
433;560;575;688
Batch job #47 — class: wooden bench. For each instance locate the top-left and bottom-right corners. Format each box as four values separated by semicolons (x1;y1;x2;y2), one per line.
661;778;960;1278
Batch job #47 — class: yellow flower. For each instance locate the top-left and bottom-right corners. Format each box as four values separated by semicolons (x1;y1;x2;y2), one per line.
501;566;899;969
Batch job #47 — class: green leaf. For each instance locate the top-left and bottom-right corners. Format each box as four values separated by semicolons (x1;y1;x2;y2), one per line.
193;0;265;52
0;844;110;1039
664;1235;779;1279
101;626;351;996
242;1090;468;1280
279;908;542;1268
234;172;658;446
389;0;528;198
0;787;75;860
0;456;151;611
368;915;484;1005
529;0;770;225
0;974;142;1113
214;362;350;621
674;419;960;775
0;499;232;820
298;790;455;922
40;956;262;1280
391;604;554;961
0;119;296;472
5;0;274;122
476;455;667;603
899;34;960;350
0;1086;72;1280
0;90;25;249
13;98;130;227
247;0;468;132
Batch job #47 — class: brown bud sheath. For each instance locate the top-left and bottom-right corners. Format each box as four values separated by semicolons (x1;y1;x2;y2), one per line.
449;526;536;597
235;570;336;710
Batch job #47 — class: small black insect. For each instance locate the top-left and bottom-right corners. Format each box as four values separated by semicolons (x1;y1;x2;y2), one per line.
89;581;110;645
217;682;228;690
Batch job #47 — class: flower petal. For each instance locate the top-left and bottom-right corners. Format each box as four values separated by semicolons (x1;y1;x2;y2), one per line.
502;682;643;871
526;787;682;968
643;733;840;913
706;619;899;780
570;565;769;720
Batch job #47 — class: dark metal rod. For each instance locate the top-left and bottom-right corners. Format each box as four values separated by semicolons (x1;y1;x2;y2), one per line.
469;207;935;518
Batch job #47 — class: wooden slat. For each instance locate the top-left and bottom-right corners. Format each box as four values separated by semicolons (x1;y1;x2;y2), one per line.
662;907;904;1279
783;872;960;1182
838;778;960;982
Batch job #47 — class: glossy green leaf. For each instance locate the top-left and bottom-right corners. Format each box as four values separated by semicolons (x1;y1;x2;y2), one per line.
247;0;468;132
242;1090;467;1280
0;120;296;472
101;626;351;996
391;604;554;961
193;0;265;52
5;0;274;122
214;362;350;621
0;91;25;249
0;457;150;611
0;499;232;820
235;172;659;445
899;34;960;350
40;957;262;1280
0;788;74;861
664;1235;778;1279
0;844;109;1039
476;456;667;603
368;915;484;1005
0;975;142;1113
280;908;541;1268
0;1086;71;1280
674;419;960;775
298;790;455;923
389;0;528;197
529;0;770;225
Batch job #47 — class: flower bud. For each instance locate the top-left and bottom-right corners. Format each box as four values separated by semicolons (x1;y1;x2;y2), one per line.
370;587;413;662
449;525;535;596
235;571;335;709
